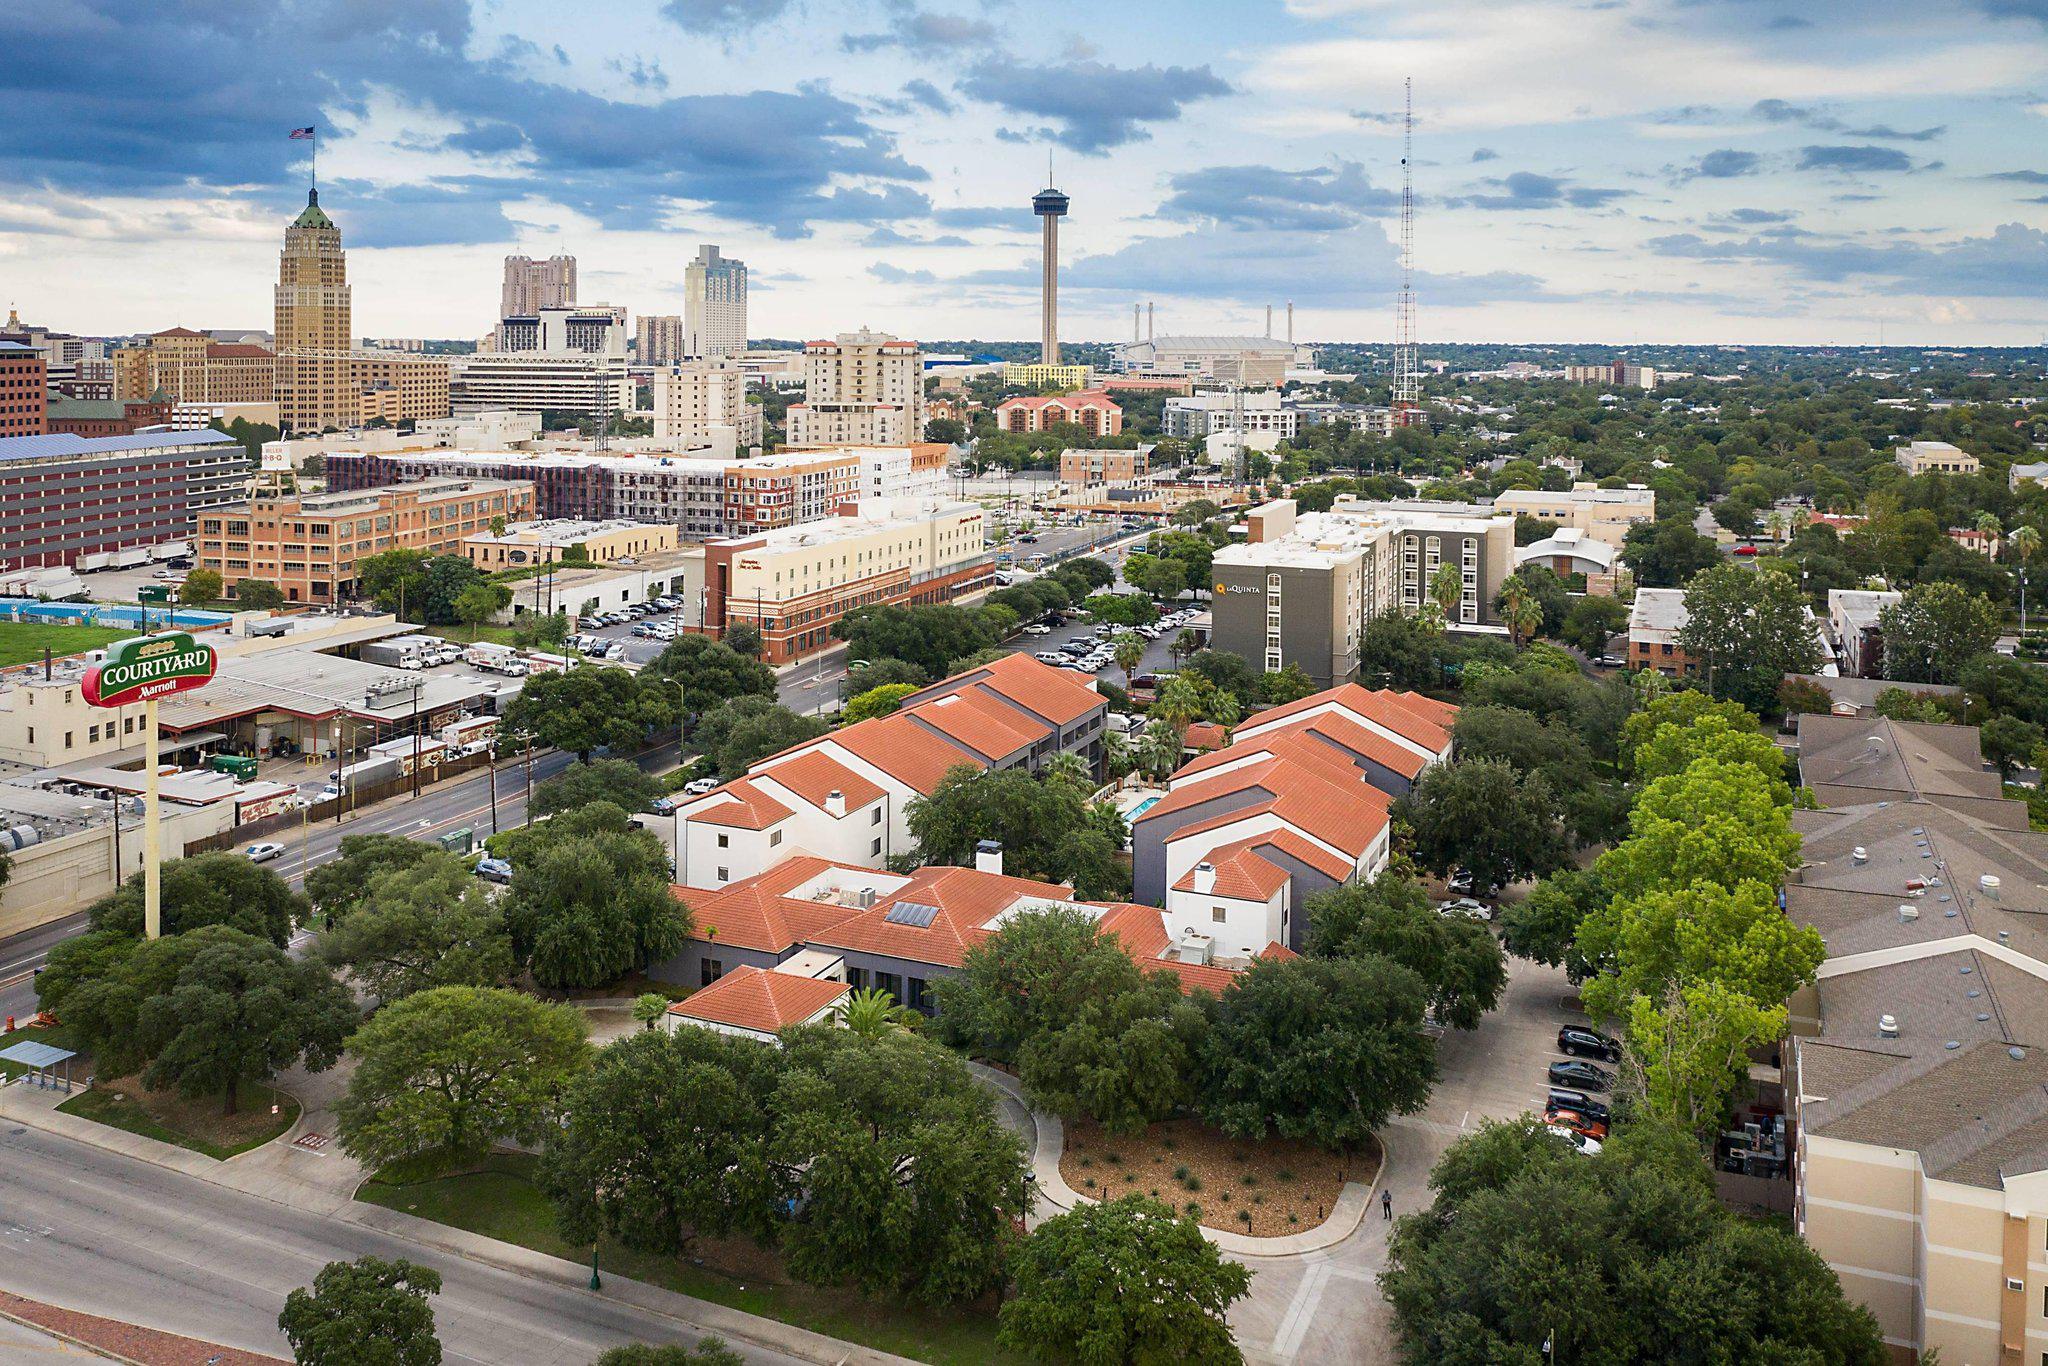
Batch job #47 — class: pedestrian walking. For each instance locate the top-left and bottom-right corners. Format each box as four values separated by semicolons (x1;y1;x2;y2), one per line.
1382;1188;1393;1221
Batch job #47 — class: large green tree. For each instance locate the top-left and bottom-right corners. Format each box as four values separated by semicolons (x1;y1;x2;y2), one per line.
1394;758;1569;897
133;927;357;1114
771;1028;1031;1306
999;1196;1252;1366
1879;580;2003;684
502;804;689;988
644;634;775;723
1305;874;1507;1030
832;603;998;678
1016;953;1208;1134
931;905;1132;1063
1575;879;1825;1028
85;851;304;945
356;548;431;617
336;987;590;1167
1382;1119;1886;1365
1675;562;1822;712
1199;955;1437;1149
907;767;1128;900
502;666;674;763
532;757;662;817
1594;758;1802;901
691;696;826;777
541;1028;784;1257
305;833;438;922
279;1257;442;1366
314;855;515;1001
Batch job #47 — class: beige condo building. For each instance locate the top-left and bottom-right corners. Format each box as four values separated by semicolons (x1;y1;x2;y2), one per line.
654;358;762;447
114;329;275;405
1492;483;1656;549
786;328;925;446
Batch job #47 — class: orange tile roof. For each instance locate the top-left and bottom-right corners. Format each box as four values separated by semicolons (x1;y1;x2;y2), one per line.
827;715;986;794
1182;721;1228;752
756;748;886;812
1240;682;1453;754
668;966;850;1034
806;864;1079;968
1153;755;1389;862
1182;710;1428;783
676;857;862;953
1256;940;1300;961
684;778;793;830
1244;826;1355;882
1172;841;1290;900
958;653;1104;727
910;688;1041;761
1091;903;1242;995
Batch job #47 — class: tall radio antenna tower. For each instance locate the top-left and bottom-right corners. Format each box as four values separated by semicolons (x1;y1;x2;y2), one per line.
1392;77;1420;429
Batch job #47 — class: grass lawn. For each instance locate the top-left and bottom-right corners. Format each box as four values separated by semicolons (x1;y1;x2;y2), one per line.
58;1077;300;1160
439;623;520;646
359;1152;1022;1366
0;622;133;668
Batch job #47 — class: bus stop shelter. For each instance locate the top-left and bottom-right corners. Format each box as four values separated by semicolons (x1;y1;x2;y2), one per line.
0;1040;77;1092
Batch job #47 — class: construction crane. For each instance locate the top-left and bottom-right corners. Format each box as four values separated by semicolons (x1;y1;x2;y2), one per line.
1392;77;1421;431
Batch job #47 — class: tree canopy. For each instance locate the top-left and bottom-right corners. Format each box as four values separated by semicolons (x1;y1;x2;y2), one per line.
279;1257;443;1366
1305;874;1507;1030
503;667;673;763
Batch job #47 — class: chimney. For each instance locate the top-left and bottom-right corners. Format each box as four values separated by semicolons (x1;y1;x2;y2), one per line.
1265;304;1273;338
1287;301;1294;345
1193;860;1216;893
1878;1014;1899;1038
1133;303;1141;344
975;840;1003;875
1146;302;1154;341
824;788;846;818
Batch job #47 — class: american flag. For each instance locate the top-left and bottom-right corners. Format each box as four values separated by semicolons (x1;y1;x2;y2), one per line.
288;126;315;140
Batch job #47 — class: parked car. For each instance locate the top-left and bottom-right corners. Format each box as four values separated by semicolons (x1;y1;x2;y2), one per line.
1547;1059;1612;1092
1035;651;1065;663
1545;1088;1610;1123
1446;868;1475;895
1436;897;1492;922
682;776;720;796
244;841;286;863
1546;1124;1602;1155
1021;624;1052;636
1544;1110;1608;1143
1557;1026;1622;1062
474;857;514;884
631;624;654;638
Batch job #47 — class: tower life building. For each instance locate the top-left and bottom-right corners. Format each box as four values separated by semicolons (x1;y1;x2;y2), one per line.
501;255;577;317
274;188;353;434
1033;180;1069;365
684;245;748;359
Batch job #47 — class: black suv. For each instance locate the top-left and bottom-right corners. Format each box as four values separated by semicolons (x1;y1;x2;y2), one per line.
1546;1087;1610;1124
1557;1026;1621;1062
1548;1059;1611;1092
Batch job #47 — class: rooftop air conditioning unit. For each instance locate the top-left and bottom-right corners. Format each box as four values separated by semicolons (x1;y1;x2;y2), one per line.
1851;847;1867;864
1898;904;1918;923
1879;1014;1899;1038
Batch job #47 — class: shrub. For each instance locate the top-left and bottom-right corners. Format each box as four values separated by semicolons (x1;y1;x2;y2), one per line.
1185;1203;1202;1218
1172;1164;1189;1182
1276;1168;1296;1183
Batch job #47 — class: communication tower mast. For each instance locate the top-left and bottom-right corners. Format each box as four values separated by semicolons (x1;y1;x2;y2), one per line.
1392;77;1421;429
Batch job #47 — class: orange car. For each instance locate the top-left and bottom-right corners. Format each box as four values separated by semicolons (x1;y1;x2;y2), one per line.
1544;1107;1608;1143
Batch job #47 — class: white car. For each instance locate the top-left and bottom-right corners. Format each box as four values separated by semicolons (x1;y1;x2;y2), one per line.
1021;624;1052;636
244;842;286;863
682;776;720;795
1547;1124;1602;1156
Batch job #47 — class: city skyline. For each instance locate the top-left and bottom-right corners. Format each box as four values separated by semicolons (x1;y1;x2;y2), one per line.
1;0;2045;345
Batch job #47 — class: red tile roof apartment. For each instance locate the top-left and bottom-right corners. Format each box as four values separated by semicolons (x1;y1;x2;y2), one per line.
994;390;1123;436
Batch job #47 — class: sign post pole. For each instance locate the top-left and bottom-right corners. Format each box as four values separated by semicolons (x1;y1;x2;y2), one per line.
82;632;218;943
143;697;161;940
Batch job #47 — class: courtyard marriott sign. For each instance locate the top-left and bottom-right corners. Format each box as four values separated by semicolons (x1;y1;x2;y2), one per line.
82;632;218;709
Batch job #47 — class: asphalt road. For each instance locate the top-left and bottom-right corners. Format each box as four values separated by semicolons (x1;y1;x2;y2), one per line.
0;740;689;1024
0;1122;806;1364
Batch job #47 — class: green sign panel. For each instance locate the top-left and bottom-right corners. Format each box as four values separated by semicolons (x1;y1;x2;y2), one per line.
83;632;218;709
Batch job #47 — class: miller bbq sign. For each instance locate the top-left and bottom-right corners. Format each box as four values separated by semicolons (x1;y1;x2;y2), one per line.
83;632;219;709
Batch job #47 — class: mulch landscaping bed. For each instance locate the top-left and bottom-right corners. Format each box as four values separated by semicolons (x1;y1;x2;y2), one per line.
1060;1117;1376;1238
58;1076;299;1160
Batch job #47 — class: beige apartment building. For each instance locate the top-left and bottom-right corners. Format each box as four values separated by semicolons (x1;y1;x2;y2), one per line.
1492;483;1656;549
197;476;534;604
1786;715;2048;1365
463;517;678;570
353;352;451;426
1059;447;1148;494
653;358;762;447
700;498;991;663
1895;440;1981;476
114;329;276;404
786;328;925;446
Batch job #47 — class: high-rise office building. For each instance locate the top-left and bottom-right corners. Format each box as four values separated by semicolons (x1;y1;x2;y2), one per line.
786;328;925;446
683;245;747;358
636;314;685;367
501;255;577;317
273;188;353;434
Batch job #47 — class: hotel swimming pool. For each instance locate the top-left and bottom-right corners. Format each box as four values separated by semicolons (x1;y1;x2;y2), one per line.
1126;794;1162;819
0;599;231;631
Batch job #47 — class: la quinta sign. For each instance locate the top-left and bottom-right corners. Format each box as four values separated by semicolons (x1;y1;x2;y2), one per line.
83;632;218;709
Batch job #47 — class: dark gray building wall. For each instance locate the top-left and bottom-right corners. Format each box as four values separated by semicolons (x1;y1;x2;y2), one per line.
647;940;782;989
1254;846;1343;951
1210;560;1349;691
821;947;958;1014
1131;784;1273;906
1299;729;1418;798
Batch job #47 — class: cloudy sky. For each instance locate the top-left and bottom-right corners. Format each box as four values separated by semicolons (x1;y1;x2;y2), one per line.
3;0;2047;346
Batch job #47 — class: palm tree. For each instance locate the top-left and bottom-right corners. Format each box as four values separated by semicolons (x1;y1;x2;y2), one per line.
1977;511;2004;558
1506;593;1543;648
1043;750;1090;788
1498;575;1534;647
632;992;669;1032
836;987;917;1038
1134;721;1180;782
1428;563;1463;630
1764;509;1787;545
1171;629;1200;667
2012;524;2041;634
1113;631;1146;686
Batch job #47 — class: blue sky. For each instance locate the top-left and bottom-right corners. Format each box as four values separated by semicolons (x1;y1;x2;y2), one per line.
2;0;2046;344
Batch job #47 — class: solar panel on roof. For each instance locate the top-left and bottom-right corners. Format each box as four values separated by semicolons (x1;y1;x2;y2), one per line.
883;900;940;928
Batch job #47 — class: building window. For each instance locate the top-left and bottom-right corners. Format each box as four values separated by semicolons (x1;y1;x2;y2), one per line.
716;866;728;882
1212;906;1227;923
700;958;723;986
871;806;882;824
716;833;729;848
769;830;782;847
871;837;883;857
